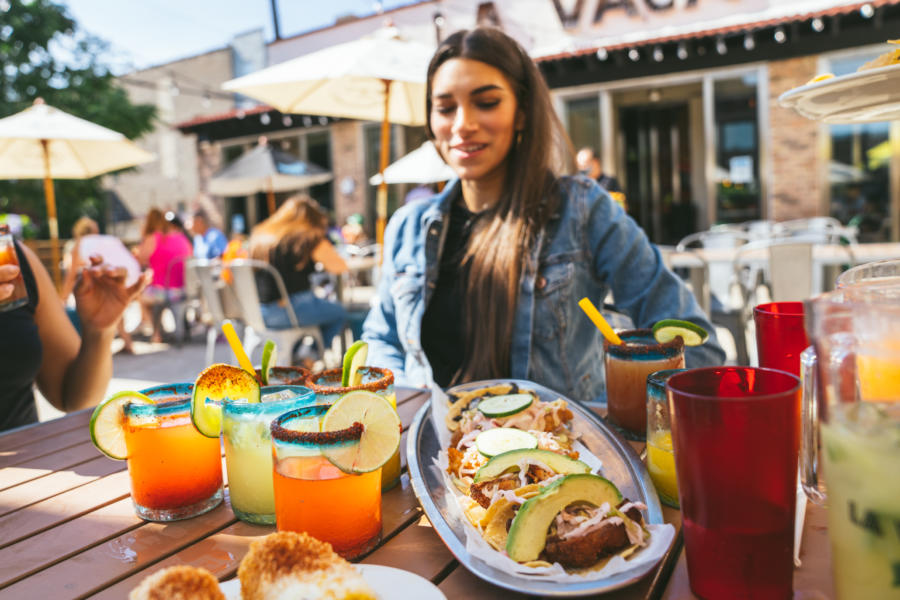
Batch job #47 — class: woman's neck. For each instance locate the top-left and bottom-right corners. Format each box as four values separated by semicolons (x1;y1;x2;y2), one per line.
459;172;506;213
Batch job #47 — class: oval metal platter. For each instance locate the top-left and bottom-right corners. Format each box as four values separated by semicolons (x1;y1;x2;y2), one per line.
406;379;665;597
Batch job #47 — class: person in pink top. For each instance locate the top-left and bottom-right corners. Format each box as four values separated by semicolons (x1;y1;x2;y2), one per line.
136;208;193;342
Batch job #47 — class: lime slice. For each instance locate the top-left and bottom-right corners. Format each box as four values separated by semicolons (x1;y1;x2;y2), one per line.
192;364;261;438
341;340;369;387
477;393;533;418
89;391;155;460
475;428;538;458
652;319;709;346
260;340;277;386
320;390;401;474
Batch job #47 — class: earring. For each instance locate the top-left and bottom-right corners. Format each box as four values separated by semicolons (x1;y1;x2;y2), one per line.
516;131;523;145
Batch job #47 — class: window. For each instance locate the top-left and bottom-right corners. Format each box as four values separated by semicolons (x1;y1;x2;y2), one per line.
565;96;601;158
712;73;760;224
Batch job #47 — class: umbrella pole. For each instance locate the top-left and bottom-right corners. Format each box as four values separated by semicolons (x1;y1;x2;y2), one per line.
376;79;392;253
266;180;276;216
40;140;62;290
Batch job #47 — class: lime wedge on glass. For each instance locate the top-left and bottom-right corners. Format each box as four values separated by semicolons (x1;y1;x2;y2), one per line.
320;390;401;474
89;390;155;460
341;340;369;387
652;319;709;346
191;364;261;438
260;340;277;386
475;428;538;457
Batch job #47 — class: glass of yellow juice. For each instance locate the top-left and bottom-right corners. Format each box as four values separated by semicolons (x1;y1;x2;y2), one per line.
646;368;685;508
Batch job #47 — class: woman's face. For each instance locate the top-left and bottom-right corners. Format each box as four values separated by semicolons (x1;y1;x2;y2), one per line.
430;58;522;185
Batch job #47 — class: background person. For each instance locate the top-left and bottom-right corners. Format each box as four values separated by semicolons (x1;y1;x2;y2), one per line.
135;208;192;343
0;240;148;431
62;217;141;352
576;146;623;194
362;28;724;399
189;209;227;259
249;195;349;359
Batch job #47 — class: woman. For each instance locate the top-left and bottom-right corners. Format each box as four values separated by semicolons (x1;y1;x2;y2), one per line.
62;217;141;352
362;28;724;400
136;208;192;342
249;195;348;354
0;239;148;431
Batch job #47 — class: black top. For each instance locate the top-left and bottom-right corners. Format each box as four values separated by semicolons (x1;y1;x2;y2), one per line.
421;199;480;387
255;241;316;303
0;242;42;432
597;173;623;194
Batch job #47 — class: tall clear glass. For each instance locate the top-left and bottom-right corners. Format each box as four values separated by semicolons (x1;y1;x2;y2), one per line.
604;329;684;440
124;384;223;521
646;368;686;508
305;367;400;490
836;257;900;289
222;384;315;524
271;405;382;559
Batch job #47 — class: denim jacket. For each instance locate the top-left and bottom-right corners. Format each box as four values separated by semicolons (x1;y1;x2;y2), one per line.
362;176;725;401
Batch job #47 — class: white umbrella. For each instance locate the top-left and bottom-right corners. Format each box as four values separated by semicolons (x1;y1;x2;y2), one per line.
369;141;455;185
0;99;155;286
208;141;333;214
223;27;434;247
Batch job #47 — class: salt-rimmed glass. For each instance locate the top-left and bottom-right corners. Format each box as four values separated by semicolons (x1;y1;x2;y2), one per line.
305;367;400;489
604;329;684;439
270;405;382;558
222;384;315;524
124;383;223;521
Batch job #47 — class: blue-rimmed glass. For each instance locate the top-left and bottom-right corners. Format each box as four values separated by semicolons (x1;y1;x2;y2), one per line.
222;384;316;524
646;368;687;508
604;329;685;440
124;383;223;521
270;405;382;559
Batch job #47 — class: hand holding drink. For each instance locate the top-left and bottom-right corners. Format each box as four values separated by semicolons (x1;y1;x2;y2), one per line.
0;224;28;311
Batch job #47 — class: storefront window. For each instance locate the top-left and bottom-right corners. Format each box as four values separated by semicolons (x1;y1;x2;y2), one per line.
305;130;333;212
565;96;601;157
827;54;893;242
713;73;760;224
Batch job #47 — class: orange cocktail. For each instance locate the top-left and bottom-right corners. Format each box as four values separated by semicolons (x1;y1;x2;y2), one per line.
270;405;382;558
124;385;223;521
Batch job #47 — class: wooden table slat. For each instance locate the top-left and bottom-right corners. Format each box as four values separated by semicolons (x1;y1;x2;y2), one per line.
0;410;91;452
0;442;103;491
0;428;94;470
360;515;456;582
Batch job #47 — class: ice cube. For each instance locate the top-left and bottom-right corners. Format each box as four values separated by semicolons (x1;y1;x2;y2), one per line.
261;389;296;403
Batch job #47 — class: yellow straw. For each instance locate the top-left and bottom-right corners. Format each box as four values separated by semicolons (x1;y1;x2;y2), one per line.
221;320;256;375
578;297;624;345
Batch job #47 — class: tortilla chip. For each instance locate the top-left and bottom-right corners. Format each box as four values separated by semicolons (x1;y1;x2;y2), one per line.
481;499;517;551
460;497;487;531
445;383;516;430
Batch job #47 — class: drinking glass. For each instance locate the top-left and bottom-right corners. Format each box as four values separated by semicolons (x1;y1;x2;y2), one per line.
255;366;311;386
802;290;900;599
271;405;382;559
222;384;315;524
836;257;900;289
604;329;684;439
645;368;686;508
0;224;28;312
753;301;808;376
124;384;223;521
667;367;801;600
305;367;400;490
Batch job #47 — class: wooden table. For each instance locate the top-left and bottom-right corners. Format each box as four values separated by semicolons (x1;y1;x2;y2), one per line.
0;387;834;598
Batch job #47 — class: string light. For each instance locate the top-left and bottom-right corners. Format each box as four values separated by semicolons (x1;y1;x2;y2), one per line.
774;27;786;43
743;33;755;50
628;48;640;61
653;46;664;62
259;113;271;125
302;116;312;127
716;37;727;55
677;42;688;60
811;17;825;32
282;115;292;127
318;116;329;125
860;3;875;18
596;47;608;61
235;110;246;120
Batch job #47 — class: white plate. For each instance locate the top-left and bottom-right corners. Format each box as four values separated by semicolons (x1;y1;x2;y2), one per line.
219;564;447;600
778;62;900;123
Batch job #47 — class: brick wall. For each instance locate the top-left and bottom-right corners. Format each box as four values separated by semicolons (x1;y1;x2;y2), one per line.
768;56;822;221
330;121;369;230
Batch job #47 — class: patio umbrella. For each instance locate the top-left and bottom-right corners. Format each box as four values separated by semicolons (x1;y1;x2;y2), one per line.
208;140;333;214
0;98;155;287
223;27;434;246
369;141;455;185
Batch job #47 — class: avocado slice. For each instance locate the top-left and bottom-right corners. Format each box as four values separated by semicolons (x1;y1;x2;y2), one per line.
506;473;623;563
473;449;591;484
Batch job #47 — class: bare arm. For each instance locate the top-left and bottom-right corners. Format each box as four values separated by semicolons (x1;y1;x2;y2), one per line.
310;239;348;274
28;246;148;412
60;241;83;300
135;234;157;267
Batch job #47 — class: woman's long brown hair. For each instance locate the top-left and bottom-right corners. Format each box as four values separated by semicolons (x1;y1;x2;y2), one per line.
425;28;573;383
249;194;328;269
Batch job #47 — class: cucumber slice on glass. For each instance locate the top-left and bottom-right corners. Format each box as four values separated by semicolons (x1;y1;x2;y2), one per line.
477;393;533;418
475;428;538;457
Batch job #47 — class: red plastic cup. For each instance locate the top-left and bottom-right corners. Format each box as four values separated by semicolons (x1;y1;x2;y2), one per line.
667;367;801;600
753;301;808;376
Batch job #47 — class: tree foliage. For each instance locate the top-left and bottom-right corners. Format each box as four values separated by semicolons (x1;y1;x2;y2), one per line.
0;0;156;237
